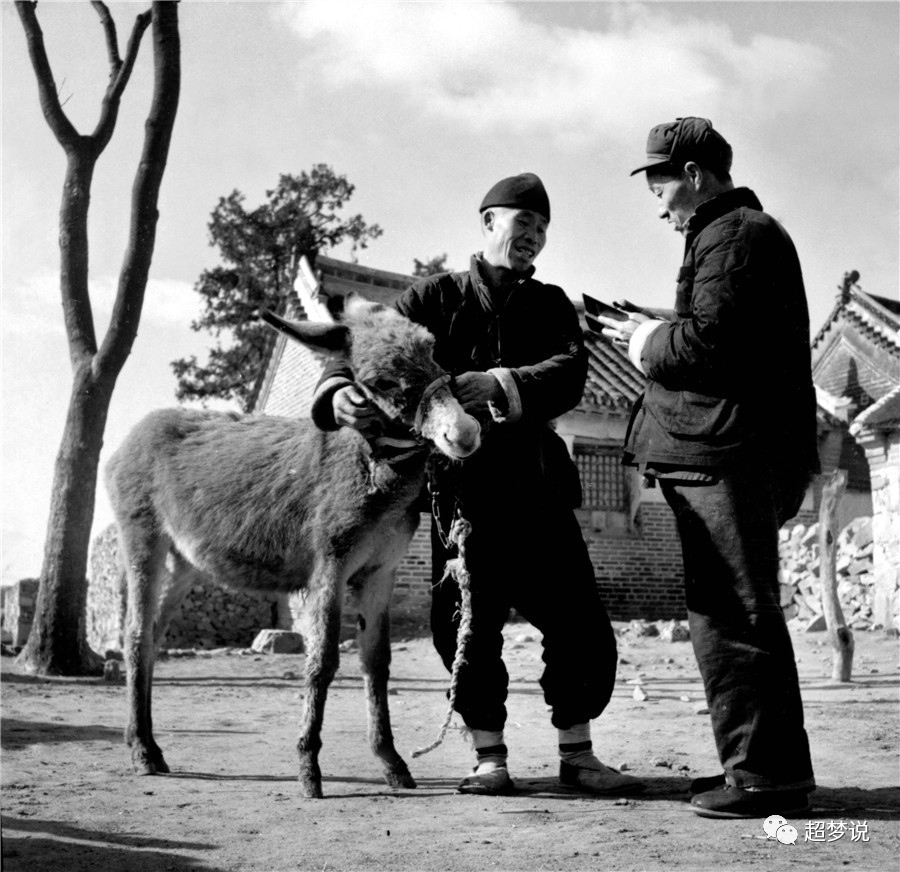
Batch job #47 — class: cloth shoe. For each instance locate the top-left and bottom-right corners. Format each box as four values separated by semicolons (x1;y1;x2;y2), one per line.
690;785;811;819
458;764;515;795
690;773;726;795
559;760;645;796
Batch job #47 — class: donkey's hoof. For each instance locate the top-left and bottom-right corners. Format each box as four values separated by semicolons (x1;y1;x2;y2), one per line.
298;775;324;799
298;761;324;798
385;765;417;789
131;748;170;775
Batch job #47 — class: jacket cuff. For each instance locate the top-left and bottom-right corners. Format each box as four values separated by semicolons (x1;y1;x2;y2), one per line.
311;376;355;431
486;367;522;423
628;320;666;374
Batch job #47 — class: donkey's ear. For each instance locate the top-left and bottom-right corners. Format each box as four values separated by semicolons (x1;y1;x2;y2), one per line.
261;310;351;352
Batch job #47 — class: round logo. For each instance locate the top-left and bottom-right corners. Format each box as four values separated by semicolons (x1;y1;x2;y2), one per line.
763;814;787;838
776;824;798;845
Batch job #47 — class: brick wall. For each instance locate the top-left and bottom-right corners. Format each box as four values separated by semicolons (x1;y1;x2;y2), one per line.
262;340;325;420
585;503;685;620
855;432;900;629
392;514;434;623
392;502;687;623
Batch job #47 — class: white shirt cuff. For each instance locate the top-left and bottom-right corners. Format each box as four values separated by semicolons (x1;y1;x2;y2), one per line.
628;320;666;374
486;367;522;423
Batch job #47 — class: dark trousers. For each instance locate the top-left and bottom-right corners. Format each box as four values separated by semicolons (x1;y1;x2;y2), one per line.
430;497;617;733
660;467;815;790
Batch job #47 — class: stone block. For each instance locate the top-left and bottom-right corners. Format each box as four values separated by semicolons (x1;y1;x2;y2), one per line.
250;629;304;654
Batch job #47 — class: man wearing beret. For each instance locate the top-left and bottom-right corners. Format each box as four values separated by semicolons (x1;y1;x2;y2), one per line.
311;173;642;797
595;118;818;818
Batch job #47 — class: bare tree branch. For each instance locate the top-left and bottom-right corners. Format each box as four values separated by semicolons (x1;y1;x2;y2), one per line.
98;0;181;377
91;1;122;69
14;1;79;148
92;4;152;150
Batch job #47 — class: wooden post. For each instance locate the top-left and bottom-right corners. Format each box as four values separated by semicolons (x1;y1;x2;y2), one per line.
818;469;854;681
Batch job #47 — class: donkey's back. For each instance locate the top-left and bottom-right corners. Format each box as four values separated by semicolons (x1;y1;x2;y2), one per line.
107;406;404;594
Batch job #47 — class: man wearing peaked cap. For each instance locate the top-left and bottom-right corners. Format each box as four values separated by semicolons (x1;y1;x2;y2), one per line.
312;174;641;798
629;116;733;178
594;117;819;819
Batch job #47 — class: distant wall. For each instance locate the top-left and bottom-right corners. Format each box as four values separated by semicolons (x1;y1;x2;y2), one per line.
0;578;39;647
87;525;284;652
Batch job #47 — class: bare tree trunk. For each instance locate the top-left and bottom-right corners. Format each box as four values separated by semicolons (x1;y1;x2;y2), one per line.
15;1;180;675
24;366;114;673
818;469;854;682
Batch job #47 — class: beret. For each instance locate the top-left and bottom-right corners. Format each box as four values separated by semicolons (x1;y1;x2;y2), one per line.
479;172;550;221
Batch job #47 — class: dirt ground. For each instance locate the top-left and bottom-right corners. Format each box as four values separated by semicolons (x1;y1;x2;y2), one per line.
2;619;898;872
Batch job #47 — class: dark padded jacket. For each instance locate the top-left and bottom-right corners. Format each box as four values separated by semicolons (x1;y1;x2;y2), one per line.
311;254;587;509
625;187;819;477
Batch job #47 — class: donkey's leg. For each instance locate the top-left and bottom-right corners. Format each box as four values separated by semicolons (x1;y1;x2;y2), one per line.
136;550;202;768
121;529;169;775
353;536;416;789
294;567;344;798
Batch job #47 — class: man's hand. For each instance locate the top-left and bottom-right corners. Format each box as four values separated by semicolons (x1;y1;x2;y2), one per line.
454;371;504;411
333;384;383;436
596;299;652;346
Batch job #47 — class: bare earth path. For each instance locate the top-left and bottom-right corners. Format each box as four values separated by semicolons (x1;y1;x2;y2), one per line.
2;621;898;872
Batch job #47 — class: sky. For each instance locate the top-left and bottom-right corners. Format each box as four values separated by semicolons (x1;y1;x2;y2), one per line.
2;0;898;584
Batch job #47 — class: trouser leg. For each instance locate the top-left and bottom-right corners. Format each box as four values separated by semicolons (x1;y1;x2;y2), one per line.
430;520;510;732
662;470;815;790
510;505;618;729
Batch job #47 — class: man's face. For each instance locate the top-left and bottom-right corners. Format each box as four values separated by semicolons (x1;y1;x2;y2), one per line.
482;206;548;271
646;169;701;235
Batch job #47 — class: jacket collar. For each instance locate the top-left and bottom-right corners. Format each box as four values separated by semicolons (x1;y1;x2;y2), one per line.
469;253;533;315
684;187;764;242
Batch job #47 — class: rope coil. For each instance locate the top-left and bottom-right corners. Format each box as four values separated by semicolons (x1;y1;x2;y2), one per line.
412;512;473;758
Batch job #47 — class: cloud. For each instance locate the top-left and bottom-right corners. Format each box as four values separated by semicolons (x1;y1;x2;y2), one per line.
276;1;829;145
1;273;201;340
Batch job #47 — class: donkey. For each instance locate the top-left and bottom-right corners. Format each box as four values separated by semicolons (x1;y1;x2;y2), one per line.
105;297;482;798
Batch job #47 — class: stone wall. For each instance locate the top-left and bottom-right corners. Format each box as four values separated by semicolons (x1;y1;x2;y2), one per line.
87;524;284;652
0;578;39;647
779;516;885;630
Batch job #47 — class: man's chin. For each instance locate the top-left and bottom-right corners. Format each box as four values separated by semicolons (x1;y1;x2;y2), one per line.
510;256;535;272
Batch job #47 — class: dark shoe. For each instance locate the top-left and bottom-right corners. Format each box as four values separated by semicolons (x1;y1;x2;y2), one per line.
690;785;810;819
559;760;645;796
690;773;726;795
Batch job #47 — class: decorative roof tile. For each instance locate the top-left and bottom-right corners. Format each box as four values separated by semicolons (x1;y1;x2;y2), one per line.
812;287;900;356
850;383;900;435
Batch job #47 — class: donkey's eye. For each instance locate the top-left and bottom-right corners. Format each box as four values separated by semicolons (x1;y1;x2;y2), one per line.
370;377;400;394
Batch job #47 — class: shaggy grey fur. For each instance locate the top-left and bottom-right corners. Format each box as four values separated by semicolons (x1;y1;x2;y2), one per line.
106;298;481;798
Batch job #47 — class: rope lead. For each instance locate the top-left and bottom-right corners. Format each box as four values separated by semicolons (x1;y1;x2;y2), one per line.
411;512;473;758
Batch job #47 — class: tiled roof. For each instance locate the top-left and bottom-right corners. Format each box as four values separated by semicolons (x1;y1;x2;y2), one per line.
578;308;646;411
812;287;900;356
313;254;412;307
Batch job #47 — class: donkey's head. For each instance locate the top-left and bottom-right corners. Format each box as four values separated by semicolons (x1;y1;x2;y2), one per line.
262;298;481;460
